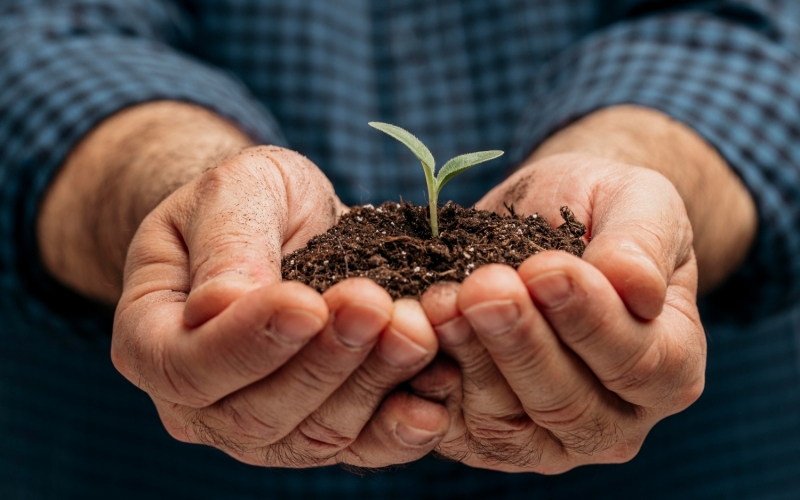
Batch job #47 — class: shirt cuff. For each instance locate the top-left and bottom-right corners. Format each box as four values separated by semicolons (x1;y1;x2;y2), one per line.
509;10;800;321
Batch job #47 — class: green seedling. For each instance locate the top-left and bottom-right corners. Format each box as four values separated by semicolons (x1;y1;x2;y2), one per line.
368;122;503;237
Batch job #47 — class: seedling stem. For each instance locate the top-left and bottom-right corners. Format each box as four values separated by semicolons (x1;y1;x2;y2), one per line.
368;122;503;237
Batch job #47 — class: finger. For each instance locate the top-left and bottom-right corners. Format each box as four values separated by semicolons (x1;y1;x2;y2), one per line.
180;278;393;448
280;299;439;462
340;392;450;467
179;146;341;327
582;168;693;320
175;149;293;326
422;282;551;468
520;251;706;410
113;281;328;408
458;264;636;456
407;355;463;415
421;282;524;419
406;356;472;463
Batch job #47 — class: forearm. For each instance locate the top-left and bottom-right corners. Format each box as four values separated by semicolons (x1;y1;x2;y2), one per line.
37;102;253;304
530;105;757;294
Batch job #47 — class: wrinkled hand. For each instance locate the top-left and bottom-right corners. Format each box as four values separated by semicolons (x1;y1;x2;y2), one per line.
113;146;449;468
415;153;707;473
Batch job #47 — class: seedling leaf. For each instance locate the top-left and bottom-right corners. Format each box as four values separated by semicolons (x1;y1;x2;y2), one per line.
368;122;436;176
435;150;504;192
367;121;503;238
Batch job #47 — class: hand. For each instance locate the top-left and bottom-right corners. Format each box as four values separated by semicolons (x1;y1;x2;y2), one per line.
112;146;450;468
415;154;707;473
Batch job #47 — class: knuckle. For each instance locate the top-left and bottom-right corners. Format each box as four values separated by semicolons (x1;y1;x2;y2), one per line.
557;312;607;349
603;437;644;464
348;366;391;402
635;220;673;263
532;395;595;432
465;411;529;436
110;335;137;382
547;414;622;456
409;360;462;401
216;396;283;444
261;438;333;468
605;339;666;396
434;435;472;463
194;161;233;199
537;464;575;475
158;405;194;444
487;334;538;370
523;383;587;423
464;414;542;468
158;348;216;408
290;356;349;393
216;331;275;381
163;423;193;444
297;412;355;451
467;433;543;469
194;146;287;205
244;145;327;191
675;375;705;411
458;348;499;383
670;334;707;411
185;409;251;455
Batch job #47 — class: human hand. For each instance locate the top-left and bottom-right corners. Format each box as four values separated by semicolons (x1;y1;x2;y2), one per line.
415;153;707;473
113;146;449;468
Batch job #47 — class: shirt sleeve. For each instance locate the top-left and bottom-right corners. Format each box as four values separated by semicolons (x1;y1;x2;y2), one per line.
0;0;286;332
508;1;800;321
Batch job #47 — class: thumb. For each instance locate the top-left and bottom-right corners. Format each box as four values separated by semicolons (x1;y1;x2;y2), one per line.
178;148;292;327
583;169;694;320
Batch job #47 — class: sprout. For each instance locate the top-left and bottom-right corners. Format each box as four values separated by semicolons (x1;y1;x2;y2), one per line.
368;122;503;237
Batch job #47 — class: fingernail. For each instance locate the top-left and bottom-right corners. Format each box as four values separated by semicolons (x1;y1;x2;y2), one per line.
527;271;572;308
377;328;428;367
268;309;325;344
434;316;471;346
462;300;520;337
333;303;390;348
395;422;440;446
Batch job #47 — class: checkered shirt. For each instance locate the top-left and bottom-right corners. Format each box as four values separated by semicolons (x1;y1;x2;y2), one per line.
1;1;799;498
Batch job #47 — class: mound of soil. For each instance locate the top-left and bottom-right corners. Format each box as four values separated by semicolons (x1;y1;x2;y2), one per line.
281;202;586;299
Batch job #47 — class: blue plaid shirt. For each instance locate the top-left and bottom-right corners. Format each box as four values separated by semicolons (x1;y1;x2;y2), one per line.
2;1;800;498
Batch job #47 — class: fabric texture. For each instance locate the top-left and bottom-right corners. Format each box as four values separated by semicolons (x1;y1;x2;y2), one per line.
1;0;799;498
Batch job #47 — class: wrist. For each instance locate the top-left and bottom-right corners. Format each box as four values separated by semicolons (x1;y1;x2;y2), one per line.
37;101;253;304
529;105;757;293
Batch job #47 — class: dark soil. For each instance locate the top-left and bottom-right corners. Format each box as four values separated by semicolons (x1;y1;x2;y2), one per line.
281;202;586;300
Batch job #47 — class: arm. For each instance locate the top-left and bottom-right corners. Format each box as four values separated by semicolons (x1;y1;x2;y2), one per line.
4;2;449;468
37;103;450;469
37;102;253;304
506;2;800;319
0;0;282;323
421;107;715;472
417;0;800;473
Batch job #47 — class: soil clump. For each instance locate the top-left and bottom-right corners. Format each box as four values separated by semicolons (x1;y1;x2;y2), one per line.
281;202;586;300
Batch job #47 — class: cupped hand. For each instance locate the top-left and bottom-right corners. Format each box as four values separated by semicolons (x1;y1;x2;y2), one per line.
113;146;449;468
415;153;707;473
